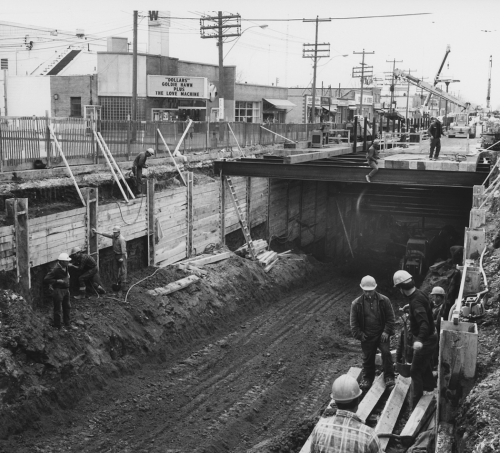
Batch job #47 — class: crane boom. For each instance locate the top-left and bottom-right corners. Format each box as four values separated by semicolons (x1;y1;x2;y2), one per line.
424;44;451;107
394;69;469;109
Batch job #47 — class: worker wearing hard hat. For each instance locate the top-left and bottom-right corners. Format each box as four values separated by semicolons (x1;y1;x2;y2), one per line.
92;226;127;290
350;276;396;391
44;252;77;330
68;246;106;298
393;270;437;409
132;147;155;194
309;374;383;452
428;116;444;161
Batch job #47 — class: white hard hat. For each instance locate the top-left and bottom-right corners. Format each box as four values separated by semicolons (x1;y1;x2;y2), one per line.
58;252;71;261
331;374;362;402
112;225;121;232
393;270;413;287
360;275;377;291
431;286;445;295
146;147;155;155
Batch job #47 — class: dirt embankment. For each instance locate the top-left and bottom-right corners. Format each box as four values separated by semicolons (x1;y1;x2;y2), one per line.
0;247;339;452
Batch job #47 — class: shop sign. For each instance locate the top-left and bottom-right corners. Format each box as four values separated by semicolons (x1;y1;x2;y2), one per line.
354;94;374;105
147;75;209;99
305;95;333;106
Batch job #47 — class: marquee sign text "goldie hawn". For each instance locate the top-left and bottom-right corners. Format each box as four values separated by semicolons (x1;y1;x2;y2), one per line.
147;76;209;99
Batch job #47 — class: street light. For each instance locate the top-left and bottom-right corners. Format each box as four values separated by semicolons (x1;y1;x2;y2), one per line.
224;25;268;60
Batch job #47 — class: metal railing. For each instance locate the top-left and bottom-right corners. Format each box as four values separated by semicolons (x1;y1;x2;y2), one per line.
0;117;332;171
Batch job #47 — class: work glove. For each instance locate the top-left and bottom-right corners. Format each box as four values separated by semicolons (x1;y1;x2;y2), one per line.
91;228;97;234
413;341;423;351
381;332;389;342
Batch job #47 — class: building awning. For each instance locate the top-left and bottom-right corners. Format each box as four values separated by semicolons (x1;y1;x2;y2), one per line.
322;106;338;112
263;99;296;109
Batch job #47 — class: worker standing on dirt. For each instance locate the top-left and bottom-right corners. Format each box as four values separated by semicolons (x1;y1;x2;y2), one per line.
428;117;444;160
132;147;154;194
68;246;106;298
309;374;383;452
365;144;379;183
393;270;437;408
350;276;396;391
92;226;127;289
44;253;77;330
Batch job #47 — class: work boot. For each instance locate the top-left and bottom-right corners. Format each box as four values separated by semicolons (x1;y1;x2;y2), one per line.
359;378;373;391
365;175;371;183
96;285;106;295
384;376;395;389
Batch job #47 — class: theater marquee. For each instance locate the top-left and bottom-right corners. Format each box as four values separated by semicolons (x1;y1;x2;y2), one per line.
147;75;209;99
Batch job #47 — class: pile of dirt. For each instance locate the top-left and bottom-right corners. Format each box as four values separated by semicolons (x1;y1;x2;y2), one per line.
0;249;333;447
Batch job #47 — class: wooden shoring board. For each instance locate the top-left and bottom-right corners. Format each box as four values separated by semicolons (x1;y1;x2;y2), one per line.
187;172;194;258
469;208;486;229
29;207;87;226
463;228;485;260
147;178;155;266
13;198;30;296
299;367;362;453
188;251;232;267
147;274;199;296
356;373;386;423
375;375;411;450
83;188;98;267
400;393;436;440
283;147;351;164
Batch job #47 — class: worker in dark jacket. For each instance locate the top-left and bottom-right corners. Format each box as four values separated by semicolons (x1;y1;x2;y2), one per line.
68;246;106;298
350;275;396;390
132;147;154;194
92;226;127;289
44;252;76;330
428;117;444;160
365;145;380;183
394;270;437;409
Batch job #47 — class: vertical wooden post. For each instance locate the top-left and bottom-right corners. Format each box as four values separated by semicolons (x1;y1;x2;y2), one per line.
154;122;159;152
266;178;272;243
472;185;484;208
45;112;52;168
299;180;304;246
0;117;3;173
469;208;486;229
13;198;30;299
220;173;226;244
146;178;155;266
83;188;98;267
186;171;193;257
246;177;252;229
127;116;131;161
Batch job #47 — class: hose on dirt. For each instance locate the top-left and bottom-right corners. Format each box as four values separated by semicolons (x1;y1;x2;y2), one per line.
124;267;162;304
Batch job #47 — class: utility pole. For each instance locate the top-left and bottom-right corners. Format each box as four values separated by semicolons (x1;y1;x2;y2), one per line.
200;12;241;122
353;50;374;116
405;69;417;128
386;58;403;113
486;55;492;111
303;17;331;124
131;10;138;141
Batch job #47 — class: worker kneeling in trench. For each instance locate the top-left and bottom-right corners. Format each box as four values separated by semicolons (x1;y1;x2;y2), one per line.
309;374;384;452
68;246;106;298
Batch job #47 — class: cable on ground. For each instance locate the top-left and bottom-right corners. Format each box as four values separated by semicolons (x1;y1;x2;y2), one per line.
124;267;162;304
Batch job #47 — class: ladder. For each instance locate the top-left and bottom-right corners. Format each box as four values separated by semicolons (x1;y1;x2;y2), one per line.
225;176;257;260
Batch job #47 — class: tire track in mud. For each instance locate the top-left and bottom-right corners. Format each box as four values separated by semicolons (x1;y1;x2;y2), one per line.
9;275;364;453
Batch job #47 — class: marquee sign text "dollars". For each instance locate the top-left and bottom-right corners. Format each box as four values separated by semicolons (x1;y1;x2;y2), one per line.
147;75;209;99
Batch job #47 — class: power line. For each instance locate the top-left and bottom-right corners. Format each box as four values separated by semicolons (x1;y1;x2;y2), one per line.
241;12;431;21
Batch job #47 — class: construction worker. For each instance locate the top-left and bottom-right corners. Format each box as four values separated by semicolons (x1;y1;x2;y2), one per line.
309;374;383;452
44;252;76;330
365;144;379;183
92;226;127;289
350;276;396;391
430;286;448;325
428;116;444;160
132;147;154;194
68;246;106;298
393;270;437;409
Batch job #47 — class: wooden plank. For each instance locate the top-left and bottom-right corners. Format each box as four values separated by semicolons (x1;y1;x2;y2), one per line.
400;393;436;439
375;375;411;450
30;221;86;239
464;228;485;260
28;207;87;226
283;148;350;165
147;275;199;296
155;186;187;198
83;188;98;266
188;251;232;267
0;226;14;239
356;373;386;423
469;208;486;229
187;171;193;258
299;367;362;453
155;241;187;265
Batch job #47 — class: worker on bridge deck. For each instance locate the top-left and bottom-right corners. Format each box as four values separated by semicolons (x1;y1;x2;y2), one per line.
428;116;445;160
309;374;383;452
68;246;106;298
350;276;396;391
393;270;437;409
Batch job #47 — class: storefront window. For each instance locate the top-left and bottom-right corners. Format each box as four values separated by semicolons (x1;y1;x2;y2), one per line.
235;101;260;123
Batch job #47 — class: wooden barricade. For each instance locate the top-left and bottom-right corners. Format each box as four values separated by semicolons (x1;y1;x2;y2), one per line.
0;224;15;271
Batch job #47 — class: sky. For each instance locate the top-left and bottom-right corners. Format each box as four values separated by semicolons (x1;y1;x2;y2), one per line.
3;0;500;109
